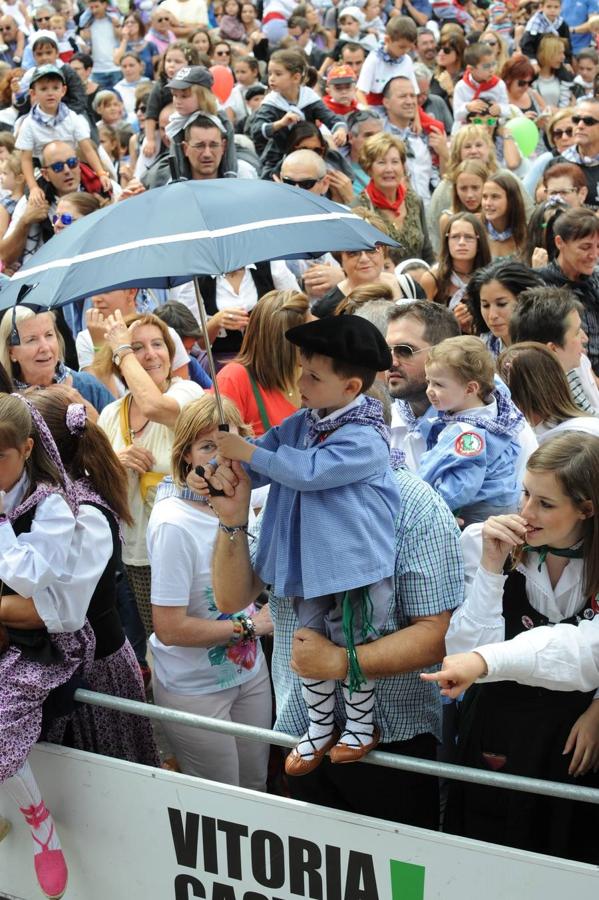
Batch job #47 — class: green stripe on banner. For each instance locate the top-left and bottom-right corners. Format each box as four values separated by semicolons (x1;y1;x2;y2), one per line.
390;858;425;900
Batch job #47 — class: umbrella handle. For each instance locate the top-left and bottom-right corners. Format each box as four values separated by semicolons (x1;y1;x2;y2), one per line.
195;465;226;497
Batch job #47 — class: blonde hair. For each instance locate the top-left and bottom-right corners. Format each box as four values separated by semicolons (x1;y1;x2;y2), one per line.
0;308;65;381
451;159;489;213
171;395;253;486
358;132;406;175
235;289;308;392
446;125;497;181
537;34;568;70
0;151;22;179
426;335;496;399
191;83;218;115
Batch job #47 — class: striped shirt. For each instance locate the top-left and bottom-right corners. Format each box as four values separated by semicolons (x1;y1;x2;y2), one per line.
261;467;464;743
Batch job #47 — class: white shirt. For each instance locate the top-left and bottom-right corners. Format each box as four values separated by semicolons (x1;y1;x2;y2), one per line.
357;50;419;100
168;261;300;323
536;415;599;443
578;353;599;410
448;524;599;698
147;496;262;695
15;106;90;158
35;504;112;632
160;0;208;25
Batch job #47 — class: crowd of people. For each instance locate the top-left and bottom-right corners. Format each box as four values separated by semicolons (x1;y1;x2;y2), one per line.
0;0;599;896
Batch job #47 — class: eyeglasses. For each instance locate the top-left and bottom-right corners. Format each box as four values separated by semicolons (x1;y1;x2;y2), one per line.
472;116;497;126
187;141;223;151
516;79;533;87
35;15;51;22
282;175;321;189
215;49;231;56
46;157;79;173
387;344;430;360
135;104;147;113
52;213;74;226
439;45;455;54
447;233;477;243
343;246;382;258
572;114;599;127
548;187;579;196
552;126;574;139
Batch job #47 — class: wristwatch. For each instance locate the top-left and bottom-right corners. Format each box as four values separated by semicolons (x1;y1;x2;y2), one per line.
112;344;133;367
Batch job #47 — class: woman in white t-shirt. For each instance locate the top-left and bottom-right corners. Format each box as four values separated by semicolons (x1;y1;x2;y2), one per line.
147;394;273;788
97;311;204;639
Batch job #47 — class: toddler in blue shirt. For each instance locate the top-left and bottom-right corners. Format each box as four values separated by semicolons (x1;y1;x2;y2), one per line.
215;315;400;776
418;335;523;526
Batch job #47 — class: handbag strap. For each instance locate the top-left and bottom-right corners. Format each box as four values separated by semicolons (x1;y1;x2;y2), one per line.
246;369;271;432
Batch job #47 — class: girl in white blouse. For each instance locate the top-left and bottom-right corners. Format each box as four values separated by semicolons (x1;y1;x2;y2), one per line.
0;393;96;900
440;432;599;862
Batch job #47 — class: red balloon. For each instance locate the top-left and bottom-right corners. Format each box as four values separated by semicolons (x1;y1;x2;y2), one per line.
210;65;234;103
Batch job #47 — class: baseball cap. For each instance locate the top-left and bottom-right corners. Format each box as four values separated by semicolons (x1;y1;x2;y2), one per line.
327;64;357;85
166;65;214;91
30;64;65;86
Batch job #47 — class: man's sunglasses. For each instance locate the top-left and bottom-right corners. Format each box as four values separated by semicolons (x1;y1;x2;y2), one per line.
282;176;320;189
572;114;599;127
52;213;74;226
387;344;430;360
46;157;79;173
552;126;573;139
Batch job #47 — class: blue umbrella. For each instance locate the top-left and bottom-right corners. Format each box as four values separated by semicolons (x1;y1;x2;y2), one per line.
1;178;398;420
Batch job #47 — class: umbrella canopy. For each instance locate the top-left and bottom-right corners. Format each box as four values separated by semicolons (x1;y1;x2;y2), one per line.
0;179;399;311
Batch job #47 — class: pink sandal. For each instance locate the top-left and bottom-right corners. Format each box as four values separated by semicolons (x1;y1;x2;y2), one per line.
20;802;68;900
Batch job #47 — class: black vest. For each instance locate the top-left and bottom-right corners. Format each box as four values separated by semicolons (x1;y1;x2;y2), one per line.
83;502;125;660
194;262;276;356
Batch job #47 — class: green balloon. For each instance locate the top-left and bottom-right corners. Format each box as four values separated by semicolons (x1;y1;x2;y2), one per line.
504;117;539;158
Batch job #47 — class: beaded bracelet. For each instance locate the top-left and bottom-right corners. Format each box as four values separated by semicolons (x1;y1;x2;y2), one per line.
228;620;244;646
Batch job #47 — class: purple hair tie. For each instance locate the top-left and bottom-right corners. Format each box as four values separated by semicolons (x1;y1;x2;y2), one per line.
66;403;87;436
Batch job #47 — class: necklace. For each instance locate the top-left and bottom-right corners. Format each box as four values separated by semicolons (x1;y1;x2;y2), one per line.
130;419;149;438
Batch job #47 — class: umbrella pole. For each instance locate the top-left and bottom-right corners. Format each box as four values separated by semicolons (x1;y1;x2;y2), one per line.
192;276;227;427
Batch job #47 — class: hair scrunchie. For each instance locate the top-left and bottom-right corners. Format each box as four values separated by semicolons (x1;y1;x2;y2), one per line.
65;402;87;436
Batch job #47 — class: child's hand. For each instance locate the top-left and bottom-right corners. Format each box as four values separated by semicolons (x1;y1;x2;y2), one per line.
214;431;255;463
420;651;488;698
487;103;500;117
466;100;488;114
332;127;347;147
99;174;112;194
143;137;156;158
29;185;46;207
277;111;301;130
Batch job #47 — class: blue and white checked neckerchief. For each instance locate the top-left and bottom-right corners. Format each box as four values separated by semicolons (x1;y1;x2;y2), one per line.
525;11;564;34
305;395;391;447
431;387;524;439
30;102;70;129
395;398;419;433
486;219;513;242
376;40;405;64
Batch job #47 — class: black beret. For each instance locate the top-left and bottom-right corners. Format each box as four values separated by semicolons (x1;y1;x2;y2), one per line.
286;315;391;371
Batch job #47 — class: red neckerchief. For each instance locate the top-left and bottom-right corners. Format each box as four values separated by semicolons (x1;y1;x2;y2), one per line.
463;67;500;99
323;95;358;115
365;179;406;213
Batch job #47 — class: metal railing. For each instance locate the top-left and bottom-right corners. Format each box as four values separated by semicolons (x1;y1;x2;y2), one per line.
74;688;599;805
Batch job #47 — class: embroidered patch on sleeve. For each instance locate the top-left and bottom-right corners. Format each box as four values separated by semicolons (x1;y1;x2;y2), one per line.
454;432;484;457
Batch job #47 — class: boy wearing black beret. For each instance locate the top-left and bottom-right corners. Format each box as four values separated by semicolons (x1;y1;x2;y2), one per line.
215;315;401;776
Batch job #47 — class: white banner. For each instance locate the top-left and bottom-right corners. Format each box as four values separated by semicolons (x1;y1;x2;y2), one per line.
0;744;597;900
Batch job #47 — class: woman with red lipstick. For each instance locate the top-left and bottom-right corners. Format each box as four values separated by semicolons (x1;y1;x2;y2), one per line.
438;432;599;862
